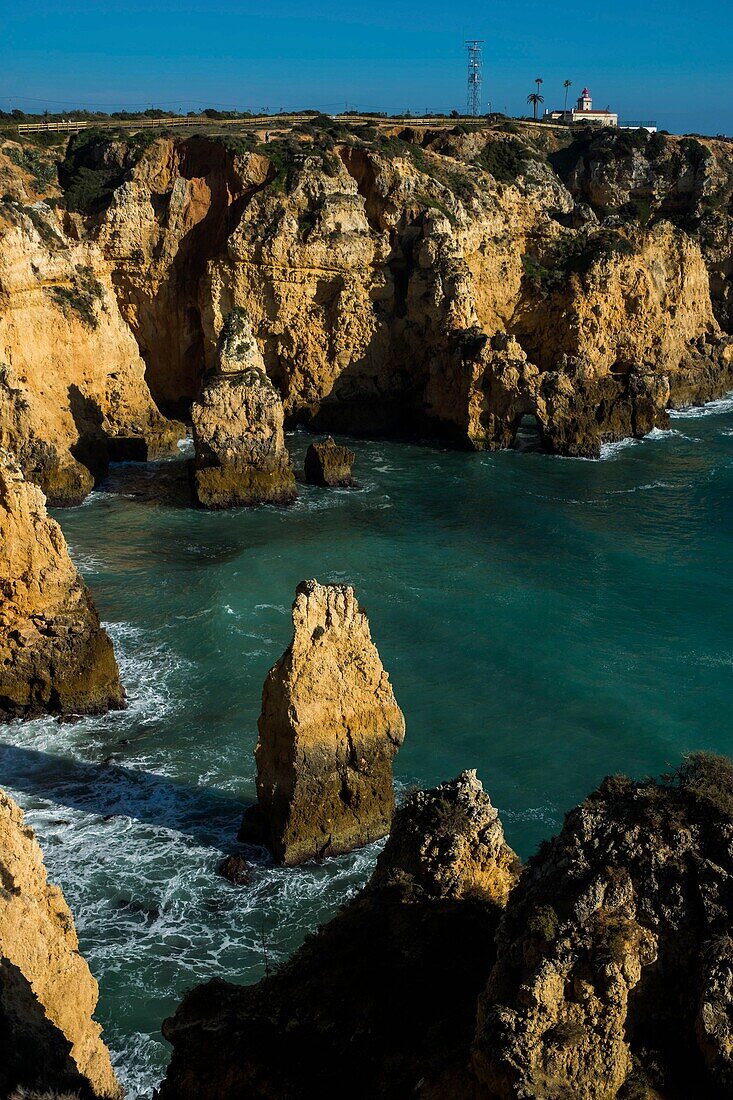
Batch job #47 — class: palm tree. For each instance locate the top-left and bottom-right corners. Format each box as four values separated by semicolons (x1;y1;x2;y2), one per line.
535;76;543;96
527;92;545;120
563;80;572;117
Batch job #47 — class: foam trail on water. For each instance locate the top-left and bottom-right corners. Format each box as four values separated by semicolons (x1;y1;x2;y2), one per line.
670;392;733;419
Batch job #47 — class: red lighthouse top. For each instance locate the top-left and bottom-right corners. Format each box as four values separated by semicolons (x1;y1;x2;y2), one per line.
582;87;590;96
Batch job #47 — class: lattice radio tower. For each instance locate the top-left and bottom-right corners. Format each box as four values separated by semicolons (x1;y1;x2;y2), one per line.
465;40;484;117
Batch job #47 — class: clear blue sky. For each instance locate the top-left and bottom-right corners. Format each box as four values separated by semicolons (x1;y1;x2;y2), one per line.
1;0;730;134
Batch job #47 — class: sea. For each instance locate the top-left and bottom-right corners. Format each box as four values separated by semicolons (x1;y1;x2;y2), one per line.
1;397;732;1096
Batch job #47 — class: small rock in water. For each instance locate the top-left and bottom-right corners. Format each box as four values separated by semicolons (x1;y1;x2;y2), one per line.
218;853;254;886
304;436;355;487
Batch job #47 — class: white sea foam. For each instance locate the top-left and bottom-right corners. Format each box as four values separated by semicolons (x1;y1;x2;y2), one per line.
670;392;733;419
598;437;641;459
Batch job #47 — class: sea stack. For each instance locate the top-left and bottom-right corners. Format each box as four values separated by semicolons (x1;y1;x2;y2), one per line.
240;579;405;865
304;436;356;487
191;309;296;508
0;450;124;720
0;788;122;1099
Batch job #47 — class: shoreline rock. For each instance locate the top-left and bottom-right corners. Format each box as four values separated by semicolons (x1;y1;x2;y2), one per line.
0;451;124;721
239;579;405;865
160;772;517;1100
0;788;122;1099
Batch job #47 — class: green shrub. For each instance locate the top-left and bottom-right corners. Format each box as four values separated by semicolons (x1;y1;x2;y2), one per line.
528;904;559;942
4;144;57;190
474;139;532;184
45;264;106;328
671;752;733;819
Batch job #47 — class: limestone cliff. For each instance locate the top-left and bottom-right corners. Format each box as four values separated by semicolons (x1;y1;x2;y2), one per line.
0;450;123;719
160;772;518;1100
191;308;295;507
473;753;733;1099
3;121;732;474
0;787;121;1099
59;122;731;459
0;137;183;505
239;578;405;865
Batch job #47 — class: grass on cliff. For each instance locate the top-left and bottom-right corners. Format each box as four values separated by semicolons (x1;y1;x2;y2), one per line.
522;228;636;293
2;142;58;191
45;264;106;328
473;138;536;184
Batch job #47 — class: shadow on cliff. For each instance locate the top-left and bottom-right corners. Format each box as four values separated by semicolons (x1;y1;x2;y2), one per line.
0;741;254;855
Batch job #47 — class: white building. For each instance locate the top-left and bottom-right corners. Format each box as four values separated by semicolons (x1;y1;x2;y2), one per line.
544;87;618;127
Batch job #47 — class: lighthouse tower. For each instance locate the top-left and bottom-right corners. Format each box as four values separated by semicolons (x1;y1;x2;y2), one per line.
577;87;593;112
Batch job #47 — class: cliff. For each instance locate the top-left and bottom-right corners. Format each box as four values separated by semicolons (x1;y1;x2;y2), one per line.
1;121;731;491
68;121;733;457
474;753;733;1099
0;135;183;506
0;450;123;719
0;787;121;1099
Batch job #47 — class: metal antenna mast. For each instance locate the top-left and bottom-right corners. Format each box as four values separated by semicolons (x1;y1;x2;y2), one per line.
465;40;484;117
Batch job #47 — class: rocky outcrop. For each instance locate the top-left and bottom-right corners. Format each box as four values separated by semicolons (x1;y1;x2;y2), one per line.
303;436;355;486
0;147;184;504
0;451;123;719
0;788;121;1099
371;770;519;905
239;579;405;864
160;772;518;1100
191;309;296;507
473;753;733;1099
163;753;733;1099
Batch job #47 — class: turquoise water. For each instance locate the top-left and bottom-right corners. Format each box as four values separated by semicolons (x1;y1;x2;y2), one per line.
1;399;732;1096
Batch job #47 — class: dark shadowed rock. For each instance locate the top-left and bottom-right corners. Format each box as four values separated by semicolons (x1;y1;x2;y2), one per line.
473;753;733;1099
372;769;519;905
303;436;355;486
218;854;254;887
160;772;516;1100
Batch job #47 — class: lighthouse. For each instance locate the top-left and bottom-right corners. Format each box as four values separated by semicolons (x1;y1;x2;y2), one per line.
578;87;593;112
544;84;619;127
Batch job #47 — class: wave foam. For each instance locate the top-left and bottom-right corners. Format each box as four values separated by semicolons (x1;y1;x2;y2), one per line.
670;392;733;419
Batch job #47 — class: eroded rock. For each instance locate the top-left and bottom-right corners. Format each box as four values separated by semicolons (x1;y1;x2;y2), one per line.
372;769;519;905
191;310;296;507
0;788;121;1099
161;771;516;1100
303;436;355;486
0;451;124;720
0;177;183;505
239;579;405;865
473;754;733;1099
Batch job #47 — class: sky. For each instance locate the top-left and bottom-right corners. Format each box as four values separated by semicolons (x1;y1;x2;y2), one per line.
1;0;731;135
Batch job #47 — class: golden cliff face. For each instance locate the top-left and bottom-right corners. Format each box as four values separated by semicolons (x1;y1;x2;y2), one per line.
82;125;731;453
1;120;731;499
0;787;121;1098
0;450;124;719
0;145;183;504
